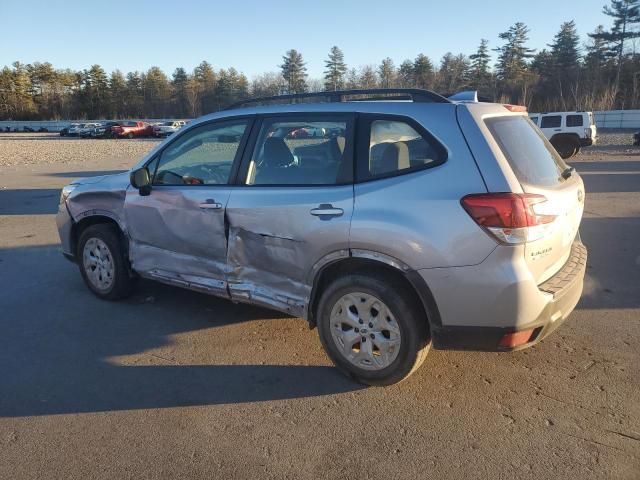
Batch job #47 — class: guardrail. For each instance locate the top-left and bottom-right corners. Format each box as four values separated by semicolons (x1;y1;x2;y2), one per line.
592;110;640;129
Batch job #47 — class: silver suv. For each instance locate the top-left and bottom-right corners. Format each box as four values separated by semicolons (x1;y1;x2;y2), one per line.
56;89;587;385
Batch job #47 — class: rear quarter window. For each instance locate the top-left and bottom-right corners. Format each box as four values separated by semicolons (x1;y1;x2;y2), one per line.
485;116;568;187
566;115;584;127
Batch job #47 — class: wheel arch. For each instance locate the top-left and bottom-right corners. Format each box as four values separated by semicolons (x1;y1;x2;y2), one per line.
549;132;580;144
71;214;128;259
307;253;442;334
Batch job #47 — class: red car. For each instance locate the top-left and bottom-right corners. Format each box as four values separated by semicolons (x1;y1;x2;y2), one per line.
111;121;153;139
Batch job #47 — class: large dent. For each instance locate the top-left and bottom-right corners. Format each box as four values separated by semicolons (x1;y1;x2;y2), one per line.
66;172;131;230
227;226;311;317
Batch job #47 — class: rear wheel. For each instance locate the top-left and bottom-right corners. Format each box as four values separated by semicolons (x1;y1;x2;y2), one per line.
551;137;579;159
127;132;134;139
317;273;430;386
77;224;134;300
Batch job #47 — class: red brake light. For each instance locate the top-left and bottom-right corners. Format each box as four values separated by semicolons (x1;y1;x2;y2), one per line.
461;193;556;244
503;104;528;112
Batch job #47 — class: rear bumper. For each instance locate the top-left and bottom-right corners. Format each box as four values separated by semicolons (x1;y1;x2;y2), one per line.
424;241;587;351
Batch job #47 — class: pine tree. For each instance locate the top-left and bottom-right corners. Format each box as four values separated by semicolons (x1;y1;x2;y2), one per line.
171;67;189;117
108;70;127;118
398;60;415;88
194;61;217;113
378;58;396;88
437;53;469;93
469;39;492;92
413;54;434;89
589;0;640;89
550;21;581;70
280;49;307;94
495;22;535;83
323;46;347;91
359;65;378;89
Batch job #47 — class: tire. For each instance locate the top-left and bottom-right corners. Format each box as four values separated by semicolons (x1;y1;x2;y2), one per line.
552;137;579;159
77;224;134;300
317;273;430;386
127;132;134;139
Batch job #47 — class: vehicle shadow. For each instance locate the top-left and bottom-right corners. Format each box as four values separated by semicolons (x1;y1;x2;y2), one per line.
0;245;362;418
0;188;61;215
578;216;640;309
46;170;127;178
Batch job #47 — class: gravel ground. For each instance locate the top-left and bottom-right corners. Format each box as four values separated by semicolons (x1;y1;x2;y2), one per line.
0;133;639;479
0;133;160;167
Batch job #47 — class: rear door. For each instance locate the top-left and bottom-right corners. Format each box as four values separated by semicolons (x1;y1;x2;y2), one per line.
484;115;585;283
225;113;355;315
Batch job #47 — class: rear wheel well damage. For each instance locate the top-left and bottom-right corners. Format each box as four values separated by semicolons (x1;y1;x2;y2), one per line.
307;257;440;335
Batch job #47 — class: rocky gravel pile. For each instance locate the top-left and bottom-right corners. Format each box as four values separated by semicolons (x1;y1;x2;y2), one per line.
0;133;160;168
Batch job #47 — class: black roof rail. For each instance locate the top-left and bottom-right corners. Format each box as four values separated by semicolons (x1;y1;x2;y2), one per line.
225;88;450;110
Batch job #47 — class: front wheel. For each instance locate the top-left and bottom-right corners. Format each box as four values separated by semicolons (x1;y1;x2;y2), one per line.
317;273;430;386
77;224;134;300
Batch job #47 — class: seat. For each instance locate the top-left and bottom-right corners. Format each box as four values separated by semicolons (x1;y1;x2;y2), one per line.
254;137;297;184
373;142;410;175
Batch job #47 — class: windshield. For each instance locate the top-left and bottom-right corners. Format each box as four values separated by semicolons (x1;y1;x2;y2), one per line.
485;115;568;187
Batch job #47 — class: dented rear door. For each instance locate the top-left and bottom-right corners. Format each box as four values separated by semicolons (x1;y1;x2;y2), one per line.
225;113;355;316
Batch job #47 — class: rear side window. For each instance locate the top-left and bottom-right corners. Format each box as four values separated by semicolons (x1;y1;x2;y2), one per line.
244;116;353;186
540;115;561;128
566;115;583;127
357;116;446;181
529;116;538;125
485;116;568;187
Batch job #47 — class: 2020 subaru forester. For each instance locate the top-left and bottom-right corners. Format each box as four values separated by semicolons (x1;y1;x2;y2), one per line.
57;89;587;385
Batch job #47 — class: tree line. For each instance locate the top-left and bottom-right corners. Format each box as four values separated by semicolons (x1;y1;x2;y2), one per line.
1;0;639;120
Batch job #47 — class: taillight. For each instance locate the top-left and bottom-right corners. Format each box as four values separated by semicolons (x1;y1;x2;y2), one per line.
503;104;528;112
461;193;556;244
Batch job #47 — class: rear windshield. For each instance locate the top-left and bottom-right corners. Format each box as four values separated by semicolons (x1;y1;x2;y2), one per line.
485;116;568;187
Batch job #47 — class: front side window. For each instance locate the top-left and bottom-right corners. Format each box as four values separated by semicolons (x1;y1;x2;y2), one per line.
245;117;351;185
566;114;583;127
540;115;561;128
153;121;248;185
364;119;445;180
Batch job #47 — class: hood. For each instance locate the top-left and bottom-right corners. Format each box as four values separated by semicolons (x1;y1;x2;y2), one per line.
71;171;131;187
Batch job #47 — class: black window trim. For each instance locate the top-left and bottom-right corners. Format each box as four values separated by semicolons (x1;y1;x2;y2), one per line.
540;115;562;129
354;113;448;183
566;114;584;127
233;112;356;187
143;115;256;188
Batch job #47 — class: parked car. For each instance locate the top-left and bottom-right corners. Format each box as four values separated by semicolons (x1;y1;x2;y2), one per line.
633;131;640;146
66;123;89;137
111;121;153;139
91;121;122;139
60;123;79;136
529;111;597;159
79;123;102;138
152;120;186;138
56;88;587;386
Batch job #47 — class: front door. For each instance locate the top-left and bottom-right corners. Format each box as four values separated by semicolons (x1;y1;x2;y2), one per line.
225;114;355;315
124;118;251;296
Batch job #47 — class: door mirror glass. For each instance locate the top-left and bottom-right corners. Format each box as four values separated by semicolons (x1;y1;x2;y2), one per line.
130;167;151;195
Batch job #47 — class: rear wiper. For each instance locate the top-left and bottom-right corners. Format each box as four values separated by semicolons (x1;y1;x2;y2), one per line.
561;166;575;179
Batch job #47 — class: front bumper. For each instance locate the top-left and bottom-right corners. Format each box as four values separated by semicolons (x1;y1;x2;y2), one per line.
56;201;76;261
425;241;588;351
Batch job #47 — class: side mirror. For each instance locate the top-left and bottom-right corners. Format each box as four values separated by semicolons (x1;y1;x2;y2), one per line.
130;167;151;196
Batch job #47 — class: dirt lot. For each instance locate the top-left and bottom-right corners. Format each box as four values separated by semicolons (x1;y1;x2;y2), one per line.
0;133;639;479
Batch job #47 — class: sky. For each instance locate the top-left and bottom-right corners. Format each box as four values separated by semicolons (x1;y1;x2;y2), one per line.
1;0;612;79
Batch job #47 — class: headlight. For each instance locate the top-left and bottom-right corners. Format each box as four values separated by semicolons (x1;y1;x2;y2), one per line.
60;184;77;204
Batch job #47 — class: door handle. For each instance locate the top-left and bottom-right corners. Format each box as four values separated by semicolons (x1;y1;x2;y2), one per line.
199;199;222;210
310;204;343;217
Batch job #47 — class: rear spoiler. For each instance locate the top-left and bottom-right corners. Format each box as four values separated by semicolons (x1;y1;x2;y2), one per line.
447;90;527;112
